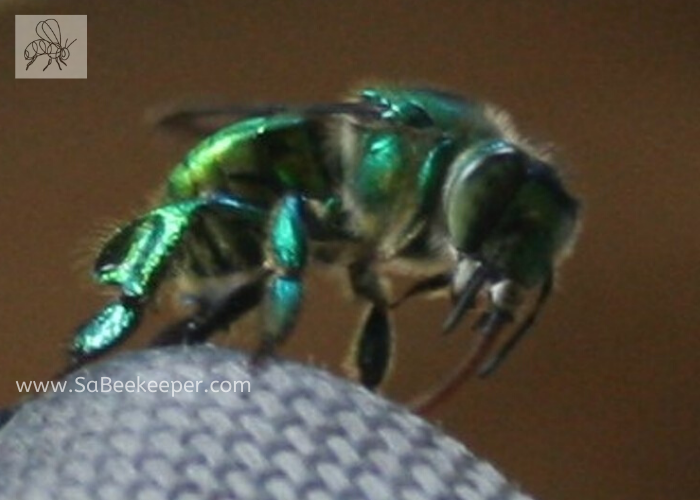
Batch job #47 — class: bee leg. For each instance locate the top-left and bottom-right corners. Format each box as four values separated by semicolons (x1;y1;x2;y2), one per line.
252;195;309;363
345;261;393;391
390;273;451;308
71;296;145;368
150;273;267;347
72;194;265;366
351;304;392;391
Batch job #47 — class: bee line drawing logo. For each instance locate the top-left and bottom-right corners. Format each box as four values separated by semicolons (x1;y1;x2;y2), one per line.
24;18;77;72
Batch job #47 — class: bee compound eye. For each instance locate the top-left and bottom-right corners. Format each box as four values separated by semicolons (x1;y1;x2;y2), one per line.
445;143;528;254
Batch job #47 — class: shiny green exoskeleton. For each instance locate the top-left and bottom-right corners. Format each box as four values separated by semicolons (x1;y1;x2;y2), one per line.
73;86;579;408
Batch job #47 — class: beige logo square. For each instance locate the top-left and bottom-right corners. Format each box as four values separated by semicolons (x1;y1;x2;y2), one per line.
15;15;87;79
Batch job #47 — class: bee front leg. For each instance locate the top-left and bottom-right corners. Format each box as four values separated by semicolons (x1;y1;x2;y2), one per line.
390;273;451;308
253;195;309;362
344;260;393;391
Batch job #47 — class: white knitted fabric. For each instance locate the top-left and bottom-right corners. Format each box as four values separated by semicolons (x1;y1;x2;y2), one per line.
0;346;534;500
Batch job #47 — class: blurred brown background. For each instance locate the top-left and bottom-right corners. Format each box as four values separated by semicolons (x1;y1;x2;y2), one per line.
1;1;699;499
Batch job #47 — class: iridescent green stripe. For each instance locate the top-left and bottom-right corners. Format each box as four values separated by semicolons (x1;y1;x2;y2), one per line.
73;301;140;355
96;196;265;297
264;276;303;342
96;200;203;296
270;196;307;272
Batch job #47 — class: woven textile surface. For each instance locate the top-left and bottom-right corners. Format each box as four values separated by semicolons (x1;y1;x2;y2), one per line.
0;346;534;500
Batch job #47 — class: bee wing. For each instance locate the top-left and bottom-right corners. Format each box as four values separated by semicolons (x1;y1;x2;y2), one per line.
146;99;388;140
37;19;62;44
147;101;291;139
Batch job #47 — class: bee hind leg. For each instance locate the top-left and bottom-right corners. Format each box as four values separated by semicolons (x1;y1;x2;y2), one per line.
72;296;145;368
71;194;265;368
150;272;268;347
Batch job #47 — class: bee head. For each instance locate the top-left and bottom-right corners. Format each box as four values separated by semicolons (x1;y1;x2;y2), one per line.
443;139;579;291
440;140;579;374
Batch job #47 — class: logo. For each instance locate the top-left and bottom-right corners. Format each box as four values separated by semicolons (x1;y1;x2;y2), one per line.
15;15;87;79
24;19;77;72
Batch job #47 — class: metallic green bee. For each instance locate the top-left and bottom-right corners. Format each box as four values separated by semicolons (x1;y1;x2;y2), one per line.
73;85;579;408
